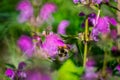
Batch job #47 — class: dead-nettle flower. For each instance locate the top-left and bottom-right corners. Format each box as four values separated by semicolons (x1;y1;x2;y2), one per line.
17;0;33;23
57;20;70;34
39;3;57;22
5;62;27;80
41;33;66;57
5;68;15;80
91;16;117;41
17;35;34;57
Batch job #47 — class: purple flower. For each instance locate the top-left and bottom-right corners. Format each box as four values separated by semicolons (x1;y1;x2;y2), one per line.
57;20;70;34
5;68;15;79
83;67;98;80
110;29;117;40
116;64;120;71
81;13;96;28
92;0;102;4
79;12;85;16
17;35;34;57
111;46;120;57
17;0;33;23
91;16;117;41
39;3;57;22
26;69;51;80
18;62;26;70
73;0;79;4
41;33;65;57
88;13;96;27
86;58;96;67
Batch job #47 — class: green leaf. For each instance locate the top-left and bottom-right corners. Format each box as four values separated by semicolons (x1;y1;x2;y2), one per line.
58;59;84;80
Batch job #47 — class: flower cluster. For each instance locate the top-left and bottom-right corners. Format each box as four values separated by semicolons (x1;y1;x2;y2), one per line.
17;0;33;23
17;32;69;60
91;16;117;41
17;0;57;26
5;62;27;80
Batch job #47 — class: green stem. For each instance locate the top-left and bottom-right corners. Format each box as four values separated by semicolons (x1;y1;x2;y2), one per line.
102;52;107;78
83;18;89;67
83;42;88;67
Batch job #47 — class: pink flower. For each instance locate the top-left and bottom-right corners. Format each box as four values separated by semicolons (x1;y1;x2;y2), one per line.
57;20;69;34
91;16;117;41
110;29;117;40
26;69;51;80
41;33;65;57
17;0;33;23
5;68;15;79
17;35;34;57
39;3;57;21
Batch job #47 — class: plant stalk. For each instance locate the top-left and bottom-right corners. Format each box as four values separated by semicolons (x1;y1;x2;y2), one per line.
102;52;107;78
83;18;89;67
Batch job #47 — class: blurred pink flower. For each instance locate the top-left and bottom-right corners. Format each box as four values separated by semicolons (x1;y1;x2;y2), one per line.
5;68;15;79
17;0;33;23
110;29;117;40
116;64;120;71
39;3;57;21
41;33;65;57
17;35;34;57
26;69;51;80
84;67;98;80
57;20;70;34
73;0;79;4
86;58;96;67
91;16;117;41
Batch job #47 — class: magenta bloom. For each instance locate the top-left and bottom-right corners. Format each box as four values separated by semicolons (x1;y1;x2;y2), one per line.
17;0;33;23
42;33;65;57
91;16;117;41
39;3;57;21
57;20;69;34
17;35;34;57
5;68;15;79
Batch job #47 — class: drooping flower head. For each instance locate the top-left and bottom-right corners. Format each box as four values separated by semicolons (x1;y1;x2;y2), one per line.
91;16;117;41
17;0;33;23
17;35;34;57
5;68;15;79
41;33;66;57
39;3;57;22
57;20;70;34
